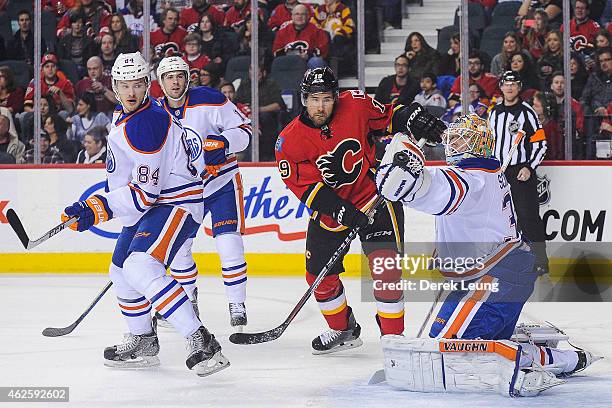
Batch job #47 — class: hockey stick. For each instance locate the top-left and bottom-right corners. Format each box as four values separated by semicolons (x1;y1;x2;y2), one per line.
229;139;426;345
42;281;113;337
500;129;526;173
6;208;77;250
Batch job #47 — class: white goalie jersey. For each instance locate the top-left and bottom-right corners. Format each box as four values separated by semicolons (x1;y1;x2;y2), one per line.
104;98;204;227
377;137;523;281
160;86;251;198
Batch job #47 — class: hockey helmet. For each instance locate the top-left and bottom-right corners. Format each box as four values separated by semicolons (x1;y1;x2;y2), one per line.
442;114;495;165
111;52;151;103
156;56;191;102
300;67;339;105
499;70;522;87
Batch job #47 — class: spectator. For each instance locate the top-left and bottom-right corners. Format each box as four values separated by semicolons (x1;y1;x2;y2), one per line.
24;54;75;115
449;51;500;100
56;0;111;39
437;32;461;77
268;0;302;32
151;7;188;61
76;126;108;164
311;0;356;76
404;32;440;82
234;18;273;58
103;13;140;55
518;0;562;28
180;0;225;30
507;51;539;99
561;0;600;48
6;10;48;65
520;8;549;61
490;32;530;77
443;84;489;123
537;30;563;86
182;33;211;71
581;47;612;158
199;63;221;89
532;91;563;160
414;72;446;110
220;81;251;117
21;95;56;142
0;106;19;141
570;53;588;100
75;56;117;118
0;66;25;115
119;0;158;38
272;4;329;68
98;34;117;75
225;0;258;31
57;10;98;77
236;64;286;161
196;13;235;71
550;71;585;157
44;114;78;162
595;29;612;50
375;55;420;105
68;93;111;143
0;114;24;163
24;133;65;164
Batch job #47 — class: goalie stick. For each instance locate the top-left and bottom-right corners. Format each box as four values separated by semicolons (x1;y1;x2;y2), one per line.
42;281;113;337
229;138;427;346
6;209;77;250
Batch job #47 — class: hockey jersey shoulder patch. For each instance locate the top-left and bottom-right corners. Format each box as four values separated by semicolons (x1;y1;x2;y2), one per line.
187;86;227;107
124;104;171;154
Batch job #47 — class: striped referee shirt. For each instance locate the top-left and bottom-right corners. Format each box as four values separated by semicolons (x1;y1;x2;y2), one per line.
488;100;547;169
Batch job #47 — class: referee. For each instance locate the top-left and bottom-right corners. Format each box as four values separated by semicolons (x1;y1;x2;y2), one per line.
488;71;549;274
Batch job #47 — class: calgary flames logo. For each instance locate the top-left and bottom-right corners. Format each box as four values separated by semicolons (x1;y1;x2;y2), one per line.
315;139;363;188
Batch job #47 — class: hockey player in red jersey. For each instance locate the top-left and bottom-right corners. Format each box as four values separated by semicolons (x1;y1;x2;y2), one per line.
275;67;445;354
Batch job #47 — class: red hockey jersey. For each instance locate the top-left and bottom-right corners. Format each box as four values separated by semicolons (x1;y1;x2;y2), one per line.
151;26;188;57
562;18;600;47
275;91;394;231
179;5;225;30
272;22;329;58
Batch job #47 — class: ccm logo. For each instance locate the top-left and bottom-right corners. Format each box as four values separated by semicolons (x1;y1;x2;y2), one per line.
0;200;9;223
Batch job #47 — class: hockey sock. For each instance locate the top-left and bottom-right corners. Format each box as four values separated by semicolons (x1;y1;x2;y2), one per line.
306;273;349;330
110;263;154;335
123;252;201;338
369;249;405;335
520;343;579;372
168;237;198;300
216;233;247;303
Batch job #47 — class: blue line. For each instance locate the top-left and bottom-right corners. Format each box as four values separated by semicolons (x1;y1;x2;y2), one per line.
221;262;247;272
162;295;189;319
434;171;456;216
171;264;197;273
132;183;159;199
178;279;197;286
161;180;202;194
156;198;203;206
150;280;178;304
130;188;146;213
224;277;247;286
121;307;152;317
546;347;554;364
117;296;147;303
203;164;239;187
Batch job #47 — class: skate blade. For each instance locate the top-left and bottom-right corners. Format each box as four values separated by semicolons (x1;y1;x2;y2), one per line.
104;355;160;369
368;369;386;385
231;325;245;333
194;352;230;377
312;338;364;355
156;319;173;329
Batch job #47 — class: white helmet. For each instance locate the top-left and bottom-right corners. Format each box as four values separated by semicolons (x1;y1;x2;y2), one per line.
111;51;151;104
156;56;190;102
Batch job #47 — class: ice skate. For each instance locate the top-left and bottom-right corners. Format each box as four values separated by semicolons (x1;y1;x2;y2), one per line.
154;288;199;328
312;308;363;355
563;350;603;376
229;302;247;331
186;326;230;377
104;331;160;369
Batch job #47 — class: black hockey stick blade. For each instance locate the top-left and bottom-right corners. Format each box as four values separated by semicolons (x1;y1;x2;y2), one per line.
42;281;113;337
6;209;30;249
229;326;286;345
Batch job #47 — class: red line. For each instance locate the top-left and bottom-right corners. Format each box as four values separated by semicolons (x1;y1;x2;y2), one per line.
204;224;307;241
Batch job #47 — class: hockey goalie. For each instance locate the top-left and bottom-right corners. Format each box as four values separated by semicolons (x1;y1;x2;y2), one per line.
375;113;601;397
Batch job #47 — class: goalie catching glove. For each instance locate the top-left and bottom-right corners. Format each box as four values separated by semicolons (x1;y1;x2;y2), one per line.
61;195;113;232
394;102;446;146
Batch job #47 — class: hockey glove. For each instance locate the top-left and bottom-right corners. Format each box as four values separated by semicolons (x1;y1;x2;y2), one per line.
61;195;113;232
400;102;446;147
332;202;372;230
204;134;229;177
377;133;426;202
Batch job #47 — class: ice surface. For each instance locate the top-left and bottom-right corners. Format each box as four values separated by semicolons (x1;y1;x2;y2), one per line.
1;275;611;408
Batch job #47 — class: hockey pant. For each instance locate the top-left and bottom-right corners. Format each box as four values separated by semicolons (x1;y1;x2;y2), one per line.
169;176;247;303
109;205;201;338
305;200;405;335
429;243;579;372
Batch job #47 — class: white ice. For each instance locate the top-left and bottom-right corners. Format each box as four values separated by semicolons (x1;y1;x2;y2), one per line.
1;275;611;408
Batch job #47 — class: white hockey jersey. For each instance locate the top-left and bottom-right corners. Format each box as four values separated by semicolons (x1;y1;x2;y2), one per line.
160;86;251;198
104;98;204;227
380;157;523;281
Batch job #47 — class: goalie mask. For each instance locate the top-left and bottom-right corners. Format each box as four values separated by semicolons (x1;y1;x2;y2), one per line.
442;114;495;165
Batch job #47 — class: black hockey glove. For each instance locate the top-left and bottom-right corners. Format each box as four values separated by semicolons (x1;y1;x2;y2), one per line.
400;102;446;146
332;202;372;230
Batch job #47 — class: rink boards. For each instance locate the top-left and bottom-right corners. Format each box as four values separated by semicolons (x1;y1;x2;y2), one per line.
0;162;610;275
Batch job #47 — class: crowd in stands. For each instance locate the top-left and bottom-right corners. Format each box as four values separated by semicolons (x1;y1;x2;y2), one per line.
0;0;611;162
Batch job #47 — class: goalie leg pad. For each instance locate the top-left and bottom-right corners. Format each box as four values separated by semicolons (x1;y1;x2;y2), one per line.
381;336;565;397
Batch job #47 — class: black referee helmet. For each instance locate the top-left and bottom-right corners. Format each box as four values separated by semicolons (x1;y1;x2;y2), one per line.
500;70;522;86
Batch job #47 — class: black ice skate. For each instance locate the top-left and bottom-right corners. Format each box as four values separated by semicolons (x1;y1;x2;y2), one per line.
563;350;603;376
186;326;230;377
154;288;199;328
312;307;363;355
229;302;247;331
104;331;160;368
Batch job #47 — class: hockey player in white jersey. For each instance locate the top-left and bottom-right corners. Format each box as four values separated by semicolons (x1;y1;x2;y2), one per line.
155;56;251;330
60;52;229;376
375;112;600;396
